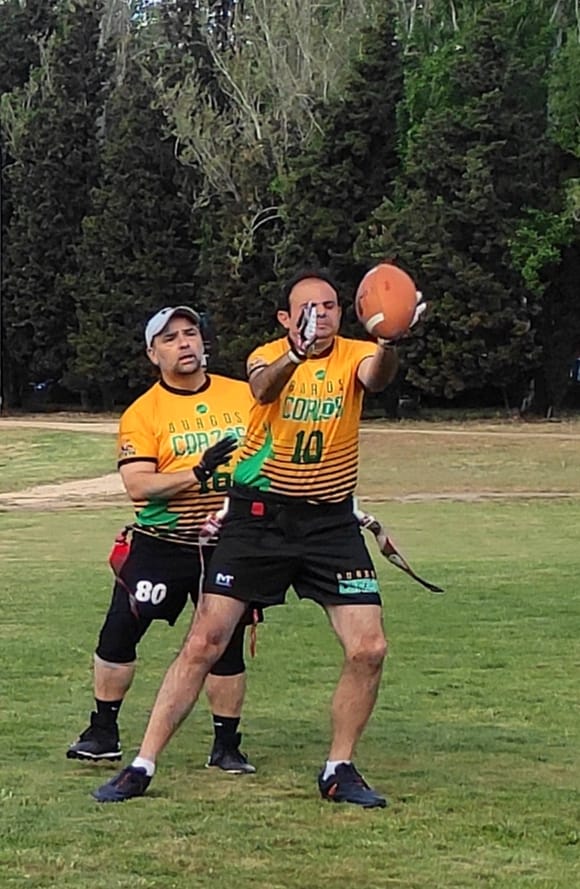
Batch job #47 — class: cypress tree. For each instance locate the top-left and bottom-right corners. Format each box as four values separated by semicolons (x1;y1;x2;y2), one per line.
3;0;106;405
510;25;580;414
67;44;198;408
358;2;556;406
276;8;404;299
0;1;56;95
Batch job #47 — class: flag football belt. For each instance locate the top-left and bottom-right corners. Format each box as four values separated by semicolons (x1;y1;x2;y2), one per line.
228;489;354;520
108;525;140;618
354;506;444;595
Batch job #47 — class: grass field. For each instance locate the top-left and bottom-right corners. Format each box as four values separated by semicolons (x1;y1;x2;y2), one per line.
4;421;580;497
358;424;580;498
1;423;579;889
0;429;115;492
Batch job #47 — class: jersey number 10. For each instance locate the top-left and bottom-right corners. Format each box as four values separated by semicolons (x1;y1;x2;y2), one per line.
291;430;323;464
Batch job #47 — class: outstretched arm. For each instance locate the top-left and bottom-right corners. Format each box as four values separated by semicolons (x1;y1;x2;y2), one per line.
357;342;399;392
357;290;427;392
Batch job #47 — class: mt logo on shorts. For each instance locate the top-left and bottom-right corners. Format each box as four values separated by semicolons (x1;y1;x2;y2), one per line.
215;572;235;588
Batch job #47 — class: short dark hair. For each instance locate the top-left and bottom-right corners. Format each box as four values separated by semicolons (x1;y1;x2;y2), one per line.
278;269;340;312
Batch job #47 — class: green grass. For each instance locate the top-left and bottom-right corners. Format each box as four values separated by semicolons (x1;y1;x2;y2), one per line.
1;501;579;889
0;430;115;492
359;427;580;497
3;422;580;499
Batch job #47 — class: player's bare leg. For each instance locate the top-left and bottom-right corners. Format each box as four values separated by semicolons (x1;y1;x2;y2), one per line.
138;593;247;762
94;655;135;701
67;656;134;762
92;594;248;801
317;603;387;808
205;672;245;716
93;657;247;722
94;646;247;720
325;604;387;760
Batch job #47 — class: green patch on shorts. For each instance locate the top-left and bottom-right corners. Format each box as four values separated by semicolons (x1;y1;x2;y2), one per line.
337;577;380;595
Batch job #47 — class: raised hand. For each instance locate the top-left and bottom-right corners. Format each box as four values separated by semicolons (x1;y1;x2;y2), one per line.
290;302;318;360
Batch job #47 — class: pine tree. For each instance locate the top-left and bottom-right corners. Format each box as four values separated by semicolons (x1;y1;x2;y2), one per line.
0;1;58;408
152;1;386;377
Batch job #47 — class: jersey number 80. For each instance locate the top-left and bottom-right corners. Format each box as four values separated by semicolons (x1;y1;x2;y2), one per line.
134;580;167;605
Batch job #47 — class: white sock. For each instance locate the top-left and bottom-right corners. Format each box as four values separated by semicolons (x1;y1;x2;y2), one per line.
131;756;156;777
323;759;350;781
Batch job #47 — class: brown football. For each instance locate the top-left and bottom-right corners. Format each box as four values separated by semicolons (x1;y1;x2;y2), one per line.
355;263;418;340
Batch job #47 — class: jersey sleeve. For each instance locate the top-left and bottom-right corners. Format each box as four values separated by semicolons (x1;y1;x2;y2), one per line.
117;401;158;467
349;338;379;381
246;339;285;378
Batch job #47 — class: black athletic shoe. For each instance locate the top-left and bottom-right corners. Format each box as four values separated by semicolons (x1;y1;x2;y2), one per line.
66;712;122;762
206;732;256;774
318;763;387;808
92;766;151;803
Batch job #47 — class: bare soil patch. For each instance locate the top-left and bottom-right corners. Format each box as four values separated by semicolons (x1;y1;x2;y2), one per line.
1;416;118;434
1;414;578;511
0;474;124;511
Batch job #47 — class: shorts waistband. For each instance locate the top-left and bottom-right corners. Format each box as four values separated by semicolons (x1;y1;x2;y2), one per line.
229;485;354;517
132;526;214;552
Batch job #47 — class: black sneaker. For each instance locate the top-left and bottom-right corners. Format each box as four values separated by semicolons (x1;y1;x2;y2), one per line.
66;712;122;762
318;763;387;808
206;732;256;774
92;766;151;803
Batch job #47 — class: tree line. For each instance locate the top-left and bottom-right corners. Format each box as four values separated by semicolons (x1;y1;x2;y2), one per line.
1;0;579;414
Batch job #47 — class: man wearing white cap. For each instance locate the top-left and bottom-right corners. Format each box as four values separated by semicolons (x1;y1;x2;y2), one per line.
67;306;257;774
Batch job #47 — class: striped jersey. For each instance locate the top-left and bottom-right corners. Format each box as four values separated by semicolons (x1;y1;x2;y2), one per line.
233;336;376;502
118;376;251;545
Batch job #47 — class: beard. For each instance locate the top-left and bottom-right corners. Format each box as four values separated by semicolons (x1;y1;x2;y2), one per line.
172;354;202;375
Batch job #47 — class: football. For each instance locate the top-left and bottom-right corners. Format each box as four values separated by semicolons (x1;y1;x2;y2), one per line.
355;263;419;341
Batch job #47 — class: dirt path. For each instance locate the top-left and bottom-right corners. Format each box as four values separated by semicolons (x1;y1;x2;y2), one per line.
1;476;578;512
0;474;125;510
1;417;118;434
2;416;580;439
1;415;578;511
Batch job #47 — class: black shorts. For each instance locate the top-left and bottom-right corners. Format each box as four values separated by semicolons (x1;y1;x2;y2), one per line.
97;531;260;668
204;488;381;609
113;531;210;627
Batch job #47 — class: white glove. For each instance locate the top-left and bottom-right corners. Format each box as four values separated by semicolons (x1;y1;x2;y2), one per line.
378;291;427;348
289;302;318;361
410;291;427;328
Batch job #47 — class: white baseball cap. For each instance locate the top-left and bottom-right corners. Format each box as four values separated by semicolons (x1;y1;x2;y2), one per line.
145;306;202;349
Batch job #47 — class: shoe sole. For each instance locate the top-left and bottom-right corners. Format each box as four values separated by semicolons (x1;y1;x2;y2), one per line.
67;750;123;762
205;763;256;775
92;791;136;803
320;794;387;808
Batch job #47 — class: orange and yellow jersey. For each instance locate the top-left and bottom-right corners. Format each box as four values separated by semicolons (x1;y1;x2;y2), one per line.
117;375;251;546
233;336;376;502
